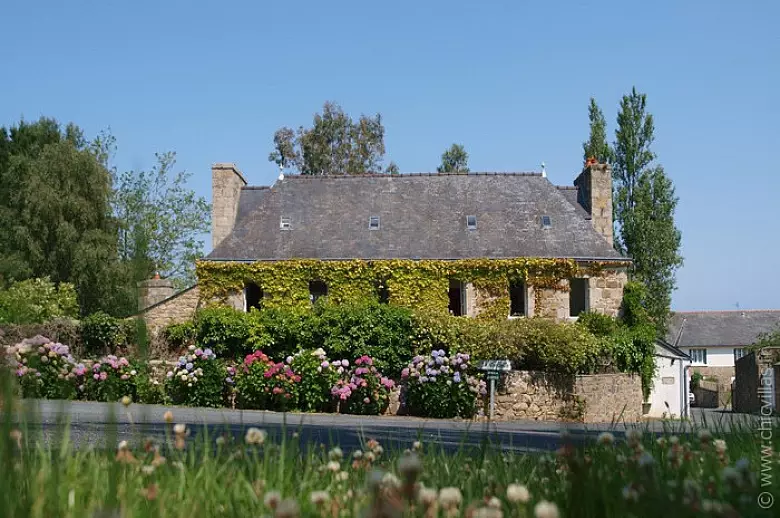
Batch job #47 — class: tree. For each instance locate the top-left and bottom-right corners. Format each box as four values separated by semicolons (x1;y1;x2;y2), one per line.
0;117;132;316
268;102;386;175
612;88;683;331
384;161;400;175
113;152;210;288
582;98;611;164
437;144;469;173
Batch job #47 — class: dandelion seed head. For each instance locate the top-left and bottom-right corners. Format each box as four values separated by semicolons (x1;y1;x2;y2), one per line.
506;483;530;503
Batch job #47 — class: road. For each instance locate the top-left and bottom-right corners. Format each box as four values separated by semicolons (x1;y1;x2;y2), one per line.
9;400;772;454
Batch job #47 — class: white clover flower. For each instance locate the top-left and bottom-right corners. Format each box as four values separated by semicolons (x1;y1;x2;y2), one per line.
382;472;401;488
310;490;330;506
506;483;530;503
487;496;501;509
173;423;187;435
474;507;503;518
698;429;712;443
418;487;438;507
130;370;137;376
326;460;340;472
597;432;614;446
215;436;226;446
438;487;462;509
412;440;423;451
117;440;129;451
245;427;267;445
263;490;282;509
336;470;348;481
141;465;155;475
328;446;343;460
669;435;680;445
352;450;363;459
533;500;560;518
398;453;422;481
714;439;727;454
364;451;376;462
373;445;384;456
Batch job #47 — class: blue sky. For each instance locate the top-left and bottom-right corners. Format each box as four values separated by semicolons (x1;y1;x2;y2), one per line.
2;1;778;311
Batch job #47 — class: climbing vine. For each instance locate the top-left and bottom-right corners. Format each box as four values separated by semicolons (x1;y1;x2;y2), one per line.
196;258;629;318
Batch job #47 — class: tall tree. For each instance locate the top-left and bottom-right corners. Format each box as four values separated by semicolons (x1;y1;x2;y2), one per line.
612;88;683;331
582;98;611;164
113;152;210;288
269;102;386;175
0;118;131;315
437;144;469;173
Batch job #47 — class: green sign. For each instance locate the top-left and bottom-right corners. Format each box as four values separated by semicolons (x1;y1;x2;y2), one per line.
486;371;501;381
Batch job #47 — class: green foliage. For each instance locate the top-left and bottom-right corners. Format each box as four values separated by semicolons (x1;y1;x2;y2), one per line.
234;350;298;411
582;98;612;164
113;151;210;288
437;143;469;173
576;311;619;337
82;355;138;402
268;101;386;175
0;277;79;324
194;306;251;358
246;307;309;359
289;349;341;412
4;336;80;400
162;321;196;350
134;369;165;404
165;347;224;408
401;351;483;418
81;312;131;356
690;370;703;388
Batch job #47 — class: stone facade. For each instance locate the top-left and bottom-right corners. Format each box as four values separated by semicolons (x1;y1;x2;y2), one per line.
140;286;202;332
137;278;175;312
574;163;614;246
534;283;569;320
211;163;247;249
487;370;642;423
588;270;628;317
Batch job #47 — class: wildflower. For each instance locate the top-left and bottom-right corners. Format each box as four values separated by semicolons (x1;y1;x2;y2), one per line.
418;487;438;507
597;432;614;446
364;451;376;462
141;465;155;475
506;483;530;503
310;490;330;506
698;429;712;444
263;490;282;510
121;396;132;407
326;460;340;472
714;439;727;454
173;423;187;435
626;429;642;447
474;507;503;518
533;500;560;518
438;487;463;509
398;453;422;483
163;411;174;423
329;447;343;460
336;471;348;481
638;452;655;468
140;483;158;501
622;485;639;502
246;427;268;445
118;440;129;451
353;450;363;459
382;472;401;488
656;437;667;448
487;496;502;508
275;498;300;518
412;440;423;452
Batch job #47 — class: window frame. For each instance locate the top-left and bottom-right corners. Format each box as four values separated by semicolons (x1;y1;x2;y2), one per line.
690;348;707;365
279;216;292;230
308;280;328;304
508;280;527;318
466;215;477;230
369;215;380;230
733;347;748;362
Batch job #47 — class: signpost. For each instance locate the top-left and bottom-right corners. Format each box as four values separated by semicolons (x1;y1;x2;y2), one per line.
478;359;512;420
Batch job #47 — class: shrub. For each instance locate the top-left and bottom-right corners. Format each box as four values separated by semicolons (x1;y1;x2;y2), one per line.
331;355;394;415
247;307;309;359
194;306;250;358
134;369;165;404
3;335;80;399
0;277;79;325
82;355;138;402
0;319;82;356
234;350;299;411
411;311;494;359
163;321;196;350
576;312;619;337
288;348;344;412
81;312;129;355
165;346;224;408
309;302;415;378
401;350;485;418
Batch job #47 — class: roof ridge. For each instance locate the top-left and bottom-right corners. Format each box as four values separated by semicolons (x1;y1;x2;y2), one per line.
242;186;270;190
673;309;780;314
278;172;543;180
556;186;578;190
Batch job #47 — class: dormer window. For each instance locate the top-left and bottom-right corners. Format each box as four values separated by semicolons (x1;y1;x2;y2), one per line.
466;215;477;230
280;216;291;230
541;215;552;228
369;215;380;230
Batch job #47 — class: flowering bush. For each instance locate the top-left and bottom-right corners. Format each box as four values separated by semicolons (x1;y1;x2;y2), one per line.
166;345;224;408
288;348;344;412
3;335;80;399
234;350;299;411
401;350;486;418
82;355;138;402
331;355;394;415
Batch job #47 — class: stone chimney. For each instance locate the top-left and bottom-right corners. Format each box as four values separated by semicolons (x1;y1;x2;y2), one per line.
137;275;174;312
212;163;247;249
574;162;614;246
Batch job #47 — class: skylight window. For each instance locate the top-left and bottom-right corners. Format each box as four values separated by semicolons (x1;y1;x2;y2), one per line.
541;215;552;228
280;216;291;230
369;215;380;230
466;215;477;230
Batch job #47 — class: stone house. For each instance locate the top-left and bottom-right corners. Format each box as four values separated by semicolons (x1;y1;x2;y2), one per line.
139;162;631;329
666;310;780;407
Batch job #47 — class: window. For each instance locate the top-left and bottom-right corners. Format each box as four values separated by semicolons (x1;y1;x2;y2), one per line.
375;279;390;304
448;279;467;317
369;215;380;230
244;282;263;312
541;215;552;228
734;348;748;362
509;281;526;317
280;216;291;230
309;280;328;304
466;215;477;230
569;278;588;317
690;348;707;365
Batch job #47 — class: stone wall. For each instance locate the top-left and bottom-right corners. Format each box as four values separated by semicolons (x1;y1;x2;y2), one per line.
534;282;570;320
488;370;642;423
140;286;201;333
588;270;627;317
574;163;614;246
693;380;720;409
733;352;760;413
691;366;734;407
138;278;175;312
212;163;247;249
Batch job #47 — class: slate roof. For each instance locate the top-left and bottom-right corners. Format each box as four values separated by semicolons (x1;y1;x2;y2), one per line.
667;310;780;348
208;172;627;262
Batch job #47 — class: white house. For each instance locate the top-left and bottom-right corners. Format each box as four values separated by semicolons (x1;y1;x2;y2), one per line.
646;340;691;419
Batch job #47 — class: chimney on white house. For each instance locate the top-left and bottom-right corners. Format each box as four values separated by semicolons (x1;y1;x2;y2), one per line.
573;161;614;246
211;163;247;249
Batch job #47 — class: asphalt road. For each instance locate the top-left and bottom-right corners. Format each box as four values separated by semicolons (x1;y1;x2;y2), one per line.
9;400;772;454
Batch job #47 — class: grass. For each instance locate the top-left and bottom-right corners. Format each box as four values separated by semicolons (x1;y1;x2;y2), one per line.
2;375;780;517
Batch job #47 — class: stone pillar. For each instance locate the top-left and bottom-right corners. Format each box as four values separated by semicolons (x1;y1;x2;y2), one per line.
574;163;613;246
138;276;175;312
212;163;247;249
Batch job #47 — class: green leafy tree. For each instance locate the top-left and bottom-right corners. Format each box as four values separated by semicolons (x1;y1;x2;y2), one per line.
582;98;611;164
612;88;683;331
268;101;386;175
0;277;79;324
437;143;469;173
113;152;210;288
384;161;400;175
0;118;131;316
